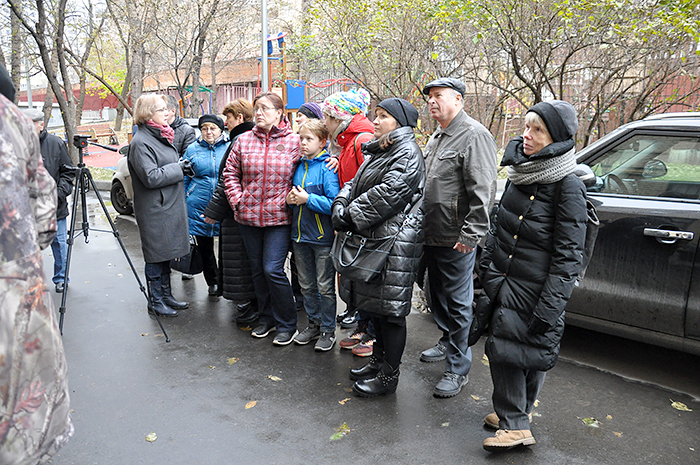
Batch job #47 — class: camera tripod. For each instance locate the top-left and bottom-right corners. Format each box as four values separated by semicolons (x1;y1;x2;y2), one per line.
57;134;171;342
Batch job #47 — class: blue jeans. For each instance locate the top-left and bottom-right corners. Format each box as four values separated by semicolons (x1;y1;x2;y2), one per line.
292;241;336;333
425;245;476;376
239;224;296;333
51;217;68;284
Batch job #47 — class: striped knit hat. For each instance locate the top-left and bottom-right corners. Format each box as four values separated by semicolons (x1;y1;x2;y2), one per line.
322;88;370;122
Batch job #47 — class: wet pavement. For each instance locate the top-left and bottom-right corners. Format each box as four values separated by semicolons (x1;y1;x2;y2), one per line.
43;191;699;464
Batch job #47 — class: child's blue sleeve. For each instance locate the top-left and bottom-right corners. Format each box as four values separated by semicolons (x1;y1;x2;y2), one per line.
306;166;340;215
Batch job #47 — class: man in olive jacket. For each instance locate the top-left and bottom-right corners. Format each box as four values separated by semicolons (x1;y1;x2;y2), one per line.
420;78;498;398
25;108;75;293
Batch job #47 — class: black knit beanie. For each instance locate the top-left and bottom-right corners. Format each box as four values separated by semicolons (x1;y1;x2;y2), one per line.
198;114;225;131
527;100;578;143
376;98;419;128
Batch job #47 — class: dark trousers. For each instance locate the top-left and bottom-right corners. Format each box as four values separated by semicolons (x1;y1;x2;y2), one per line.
195;235;218;286
425;245;476;376
238;224;297;333
490;362;546;431
145;261;170;280
370;315;406;370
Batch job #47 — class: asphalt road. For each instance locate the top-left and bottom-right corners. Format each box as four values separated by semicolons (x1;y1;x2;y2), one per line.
43;192;699;464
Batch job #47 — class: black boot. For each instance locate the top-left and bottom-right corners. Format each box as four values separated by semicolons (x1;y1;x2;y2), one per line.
349;355;382;381
235;300;259;325
352;363;399;397
161;272;189;310
147;278;178;317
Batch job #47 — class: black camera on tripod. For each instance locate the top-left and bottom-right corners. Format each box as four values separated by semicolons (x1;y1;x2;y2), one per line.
73;134;89;149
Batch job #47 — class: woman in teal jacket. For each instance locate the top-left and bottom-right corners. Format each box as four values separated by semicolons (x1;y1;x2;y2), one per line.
182;114;229;295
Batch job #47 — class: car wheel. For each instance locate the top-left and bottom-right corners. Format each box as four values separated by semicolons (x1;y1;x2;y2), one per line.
110;179;133;215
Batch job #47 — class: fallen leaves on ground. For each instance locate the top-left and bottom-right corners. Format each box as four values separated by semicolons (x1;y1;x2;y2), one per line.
481;354;489;366
441;422;449;427
145;432;157;442
581;417;601;428
606;414;613;420
343;387;353;393
245;401;257;409
470;395;480;401
338;398;351;405
268;375;282;382
670;400;692;412
228;357;239;365
209;366;215;370
613;431;623;437
141;333;149;337
330;422;352;441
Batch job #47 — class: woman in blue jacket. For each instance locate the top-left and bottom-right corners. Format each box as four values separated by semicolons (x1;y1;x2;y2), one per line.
182;114;229;295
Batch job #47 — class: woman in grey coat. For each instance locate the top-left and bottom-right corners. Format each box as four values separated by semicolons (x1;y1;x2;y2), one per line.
332;98;425;397
128;94;192;317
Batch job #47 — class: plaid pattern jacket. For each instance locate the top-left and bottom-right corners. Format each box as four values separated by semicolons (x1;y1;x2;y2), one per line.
224;117;300;227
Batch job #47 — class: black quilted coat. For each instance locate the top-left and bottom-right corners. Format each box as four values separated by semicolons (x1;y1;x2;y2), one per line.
334;127;425;318
202;122;256;301
480;173;587;371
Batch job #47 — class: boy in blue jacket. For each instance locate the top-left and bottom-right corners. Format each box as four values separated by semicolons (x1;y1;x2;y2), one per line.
286;120;340;351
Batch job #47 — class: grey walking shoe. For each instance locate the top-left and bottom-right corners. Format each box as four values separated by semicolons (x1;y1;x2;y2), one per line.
314;332;336;352
273;330;299;346
294;325;321;345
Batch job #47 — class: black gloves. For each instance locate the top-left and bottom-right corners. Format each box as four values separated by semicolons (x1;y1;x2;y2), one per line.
331;204;352;231
179;159;195;177
527;314;551;335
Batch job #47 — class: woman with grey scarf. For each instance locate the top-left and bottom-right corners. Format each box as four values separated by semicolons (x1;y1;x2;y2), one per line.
478;100;587;452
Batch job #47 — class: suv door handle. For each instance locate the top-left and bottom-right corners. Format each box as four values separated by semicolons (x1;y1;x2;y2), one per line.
644;228;694;242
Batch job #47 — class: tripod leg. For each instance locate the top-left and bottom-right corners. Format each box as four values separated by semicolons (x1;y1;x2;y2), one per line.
58;167;84;334
86;173;171;343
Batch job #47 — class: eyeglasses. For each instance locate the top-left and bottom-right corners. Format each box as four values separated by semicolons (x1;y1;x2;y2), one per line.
155;107;169;113
200;125;220;132
254;106;276;113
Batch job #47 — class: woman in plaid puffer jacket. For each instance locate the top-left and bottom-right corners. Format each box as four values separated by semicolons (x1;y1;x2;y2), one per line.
223;92;302;346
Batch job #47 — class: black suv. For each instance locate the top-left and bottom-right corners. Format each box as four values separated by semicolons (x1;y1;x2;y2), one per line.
567;112;700;355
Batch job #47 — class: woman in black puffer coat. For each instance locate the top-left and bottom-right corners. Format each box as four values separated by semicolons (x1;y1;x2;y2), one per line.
479;100;587;452
332;98;425;397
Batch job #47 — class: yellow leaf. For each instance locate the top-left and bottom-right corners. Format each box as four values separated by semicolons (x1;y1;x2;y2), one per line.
481;354;490;366
470;395;480;401
606;415;613;420
338;398;351;405
441;422;449;427
245;401;257;409
209;366;216;370
228;357;239;365
534;399;540;407
145;432;157;442
268;375;282;382
613;431;623;437
239;326;252;331
581;417;600;428
670;400;692;412
343;387;353;393
141;333;149;336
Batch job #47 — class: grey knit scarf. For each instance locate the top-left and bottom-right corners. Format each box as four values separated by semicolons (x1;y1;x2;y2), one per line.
507;147;577;185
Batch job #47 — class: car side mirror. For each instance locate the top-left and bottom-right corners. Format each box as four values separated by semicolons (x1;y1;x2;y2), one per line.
642;159;667;179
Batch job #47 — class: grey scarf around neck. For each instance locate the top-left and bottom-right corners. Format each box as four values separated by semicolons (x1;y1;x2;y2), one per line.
507;147;577;185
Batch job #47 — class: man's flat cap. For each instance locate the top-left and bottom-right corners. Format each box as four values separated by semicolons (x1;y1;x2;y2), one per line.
422;77;466;97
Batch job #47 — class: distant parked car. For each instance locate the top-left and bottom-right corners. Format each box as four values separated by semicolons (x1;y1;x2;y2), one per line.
565;112;700;355
110;119;201;216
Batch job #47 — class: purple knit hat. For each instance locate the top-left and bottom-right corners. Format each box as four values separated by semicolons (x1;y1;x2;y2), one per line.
298;102;324;120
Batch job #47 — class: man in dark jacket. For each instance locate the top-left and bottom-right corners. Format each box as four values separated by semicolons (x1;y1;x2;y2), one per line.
419;78;498;398
25;108;75;293
165;95;197;156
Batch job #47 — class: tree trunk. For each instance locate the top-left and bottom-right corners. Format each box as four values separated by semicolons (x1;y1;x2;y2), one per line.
10;6;22;102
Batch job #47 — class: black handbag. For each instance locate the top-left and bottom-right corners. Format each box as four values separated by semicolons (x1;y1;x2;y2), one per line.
331;230;397;283
468;293;493;346
170;236;204;275
331;202;421;283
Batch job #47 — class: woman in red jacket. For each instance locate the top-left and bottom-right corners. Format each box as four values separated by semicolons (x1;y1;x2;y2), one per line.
223;92;301;345
322;87;377;351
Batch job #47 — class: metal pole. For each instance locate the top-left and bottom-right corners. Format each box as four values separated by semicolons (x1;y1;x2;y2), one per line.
261;0;268;91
